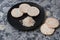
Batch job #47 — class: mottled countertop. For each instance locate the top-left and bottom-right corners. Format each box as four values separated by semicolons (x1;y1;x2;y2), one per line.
0;0;60;40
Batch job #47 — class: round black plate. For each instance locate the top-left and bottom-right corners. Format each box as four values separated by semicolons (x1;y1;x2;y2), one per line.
7;2;45;31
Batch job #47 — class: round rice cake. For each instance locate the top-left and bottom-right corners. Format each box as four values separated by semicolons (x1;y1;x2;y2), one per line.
28;6;40;16
11;8;23;18
40;24;55;35
45;17;59;28
22;16;35;27
19;3;31;13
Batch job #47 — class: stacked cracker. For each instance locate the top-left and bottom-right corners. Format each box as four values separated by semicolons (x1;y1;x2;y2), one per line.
40;17;59;35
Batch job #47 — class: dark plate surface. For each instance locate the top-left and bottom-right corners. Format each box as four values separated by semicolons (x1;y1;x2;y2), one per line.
7;2;45;31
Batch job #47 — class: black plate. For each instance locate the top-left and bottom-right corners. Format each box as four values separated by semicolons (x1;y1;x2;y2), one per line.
7;2;45;31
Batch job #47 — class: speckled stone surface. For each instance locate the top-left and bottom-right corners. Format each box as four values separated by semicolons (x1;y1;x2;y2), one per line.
0;0;60;40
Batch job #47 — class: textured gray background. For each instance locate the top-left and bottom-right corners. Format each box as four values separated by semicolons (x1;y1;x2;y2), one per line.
0;0;60;40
